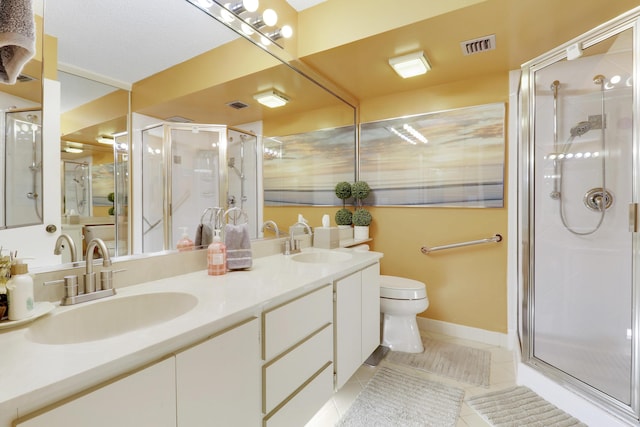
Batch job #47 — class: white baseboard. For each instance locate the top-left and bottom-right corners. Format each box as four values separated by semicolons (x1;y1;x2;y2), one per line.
417;317;510;348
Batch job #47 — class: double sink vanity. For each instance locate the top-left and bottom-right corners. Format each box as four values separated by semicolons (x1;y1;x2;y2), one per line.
0;243;382;427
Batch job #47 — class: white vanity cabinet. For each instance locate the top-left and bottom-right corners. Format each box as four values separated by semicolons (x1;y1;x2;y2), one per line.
262;284;334;427
334;262;380;389
176;317;261;427
15;357;177;427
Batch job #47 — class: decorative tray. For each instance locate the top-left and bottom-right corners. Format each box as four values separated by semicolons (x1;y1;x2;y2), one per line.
0;301;55;330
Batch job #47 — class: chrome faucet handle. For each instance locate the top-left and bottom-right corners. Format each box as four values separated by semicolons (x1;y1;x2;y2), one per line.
63;275;79;298
44;275;80;300
100;269;126;291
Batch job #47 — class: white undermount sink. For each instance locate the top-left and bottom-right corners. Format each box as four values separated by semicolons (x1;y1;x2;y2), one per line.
25;292;198;345
291;251;353;264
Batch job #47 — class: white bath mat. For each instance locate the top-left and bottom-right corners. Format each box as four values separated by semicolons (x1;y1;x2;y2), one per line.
466;386;587;427
335;365;464;427
386;336;491;387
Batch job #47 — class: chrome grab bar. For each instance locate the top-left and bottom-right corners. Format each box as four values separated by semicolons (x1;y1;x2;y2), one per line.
421;234;502;254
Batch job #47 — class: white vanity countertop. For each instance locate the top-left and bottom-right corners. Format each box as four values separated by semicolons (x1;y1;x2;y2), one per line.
0;248;382;419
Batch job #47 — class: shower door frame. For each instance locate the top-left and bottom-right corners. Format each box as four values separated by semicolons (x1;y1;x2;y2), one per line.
519;11;640;422
162;123;228;250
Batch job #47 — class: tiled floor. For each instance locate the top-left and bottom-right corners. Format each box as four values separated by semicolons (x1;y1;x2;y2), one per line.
306;330;517;427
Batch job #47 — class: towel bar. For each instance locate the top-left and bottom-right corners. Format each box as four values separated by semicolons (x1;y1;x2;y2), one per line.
421;234;502;254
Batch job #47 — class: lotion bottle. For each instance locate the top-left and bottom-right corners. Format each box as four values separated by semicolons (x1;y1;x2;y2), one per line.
177;227;194;251
208;229;226;276
7;259;34;321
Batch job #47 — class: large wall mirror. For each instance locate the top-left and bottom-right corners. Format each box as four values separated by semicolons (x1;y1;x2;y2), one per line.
7;0;355;269
0;12;43;230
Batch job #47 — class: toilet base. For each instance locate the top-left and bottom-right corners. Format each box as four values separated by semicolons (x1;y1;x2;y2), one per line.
381;313;424;353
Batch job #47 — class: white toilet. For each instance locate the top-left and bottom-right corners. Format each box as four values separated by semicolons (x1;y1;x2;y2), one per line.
380;275;429;353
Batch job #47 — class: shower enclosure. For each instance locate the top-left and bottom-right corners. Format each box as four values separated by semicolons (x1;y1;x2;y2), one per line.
62;160;92;217
139;123;259;253
520;14;638;421
4;109;42;228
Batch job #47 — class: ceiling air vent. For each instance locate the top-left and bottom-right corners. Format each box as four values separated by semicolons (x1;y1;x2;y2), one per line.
227;101;249;110
460;34;496;56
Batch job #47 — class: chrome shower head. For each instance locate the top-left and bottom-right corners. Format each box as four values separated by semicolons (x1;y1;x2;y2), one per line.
570;121;591;137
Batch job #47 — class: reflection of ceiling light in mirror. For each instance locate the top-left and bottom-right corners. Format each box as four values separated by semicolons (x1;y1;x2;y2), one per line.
387;127;416;145
96;136;114;145
221;4;235;22
241;22;254;35
389;51;430;78
403;124;428;143
260;36;271;46
254;90;288;108
64;147;83;154
611;75;621;84
263;9;278;26
194;0;214;7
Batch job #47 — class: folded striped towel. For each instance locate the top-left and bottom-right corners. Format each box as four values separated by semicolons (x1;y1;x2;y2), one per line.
224;223;252;270
0;0;35;84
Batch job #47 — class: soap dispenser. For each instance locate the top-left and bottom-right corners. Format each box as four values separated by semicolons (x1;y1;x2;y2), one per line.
207;229;226;276
6;258;34;321
177;227;194;251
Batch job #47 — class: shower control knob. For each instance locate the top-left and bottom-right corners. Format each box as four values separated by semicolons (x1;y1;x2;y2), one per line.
46;224;57;234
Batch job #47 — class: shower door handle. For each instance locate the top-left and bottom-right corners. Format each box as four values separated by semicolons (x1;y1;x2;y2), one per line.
629;203;638;232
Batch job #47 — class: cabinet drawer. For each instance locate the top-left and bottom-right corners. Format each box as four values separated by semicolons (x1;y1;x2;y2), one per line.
263;363;334;427
263;284;332;360
263;324;332;413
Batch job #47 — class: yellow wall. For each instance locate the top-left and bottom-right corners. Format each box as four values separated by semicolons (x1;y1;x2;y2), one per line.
265;71;509;333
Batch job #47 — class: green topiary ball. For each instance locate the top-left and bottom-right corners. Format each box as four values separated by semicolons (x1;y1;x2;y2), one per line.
352;209;372;226
335;208;353;226
351;181;370;200
335;182;352;200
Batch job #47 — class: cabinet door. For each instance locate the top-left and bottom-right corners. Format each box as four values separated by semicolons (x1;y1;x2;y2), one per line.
176;317;260;427
16;357;176;427
334;271;362;390
361;263;381;360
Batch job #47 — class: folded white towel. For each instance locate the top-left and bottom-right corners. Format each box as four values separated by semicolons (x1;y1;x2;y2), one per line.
224;223;252;270
0;0;35;84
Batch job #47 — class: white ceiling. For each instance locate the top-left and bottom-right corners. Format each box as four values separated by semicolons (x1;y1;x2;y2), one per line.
45;0;238;86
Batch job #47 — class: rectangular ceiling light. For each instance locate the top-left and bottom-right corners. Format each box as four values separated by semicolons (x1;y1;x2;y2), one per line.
388;51;430;79
254;89;289;108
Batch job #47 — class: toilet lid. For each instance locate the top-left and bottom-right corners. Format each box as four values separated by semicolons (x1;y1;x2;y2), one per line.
379;275;427;300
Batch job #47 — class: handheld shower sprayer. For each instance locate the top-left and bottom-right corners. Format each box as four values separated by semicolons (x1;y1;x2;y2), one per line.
569;121;592;138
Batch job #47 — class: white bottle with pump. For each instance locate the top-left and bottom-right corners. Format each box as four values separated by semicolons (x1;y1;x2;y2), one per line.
7;259;34;321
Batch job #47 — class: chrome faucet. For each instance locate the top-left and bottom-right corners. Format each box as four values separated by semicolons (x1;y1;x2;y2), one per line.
286;221;313;255
53;233;77;262
84;238;112;293
44;238;118;306
261;220;280;238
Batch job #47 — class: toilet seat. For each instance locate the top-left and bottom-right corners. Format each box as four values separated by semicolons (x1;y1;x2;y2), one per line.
380;275;427;300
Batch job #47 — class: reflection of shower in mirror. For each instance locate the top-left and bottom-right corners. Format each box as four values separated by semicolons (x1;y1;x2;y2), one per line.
63;160;92;217
227;133;247;211
4;109;43;227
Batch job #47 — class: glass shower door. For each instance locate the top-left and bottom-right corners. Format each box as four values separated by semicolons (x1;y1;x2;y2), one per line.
526;26;634;409
141;125;165;253
164;123;226;249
